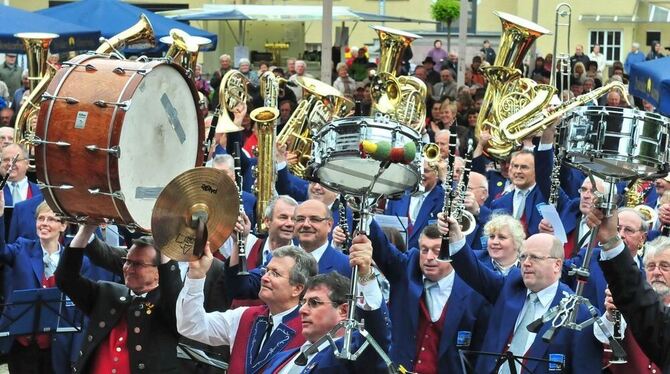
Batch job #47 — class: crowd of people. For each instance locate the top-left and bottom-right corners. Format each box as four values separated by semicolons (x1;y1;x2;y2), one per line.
0;33;668;374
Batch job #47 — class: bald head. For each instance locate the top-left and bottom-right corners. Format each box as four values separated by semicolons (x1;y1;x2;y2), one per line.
0;127;14;148
520;233;563;293
434;130;451;160
468;171;488;206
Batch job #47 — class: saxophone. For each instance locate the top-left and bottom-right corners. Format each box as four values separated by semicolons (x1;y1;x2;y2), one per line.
250;72;283;234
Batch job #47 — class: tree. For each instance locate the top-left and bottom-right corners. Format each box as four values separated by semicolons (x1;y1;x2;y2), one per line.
430;0;461;52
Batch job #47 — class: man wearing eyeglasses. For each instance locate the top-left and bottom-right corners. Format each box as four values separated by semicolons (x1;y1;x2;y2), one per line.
463;171;492;250
264;235;391;373
177;244;317;373
0;143;42;240
591;205;670;372
437;213;602;373
55;224;183;373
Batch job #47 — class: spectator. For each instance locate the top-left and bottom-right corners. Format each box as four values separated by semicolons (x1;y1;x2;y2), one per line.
0;107;13;127
288;60;313;101
471;56;486;87
47;53;60;69
583;77;595;93
570;44;591;71
426;39;448;72
0;80;8;104
481;39;496;65
0;54;22;100
12;70;29;106
646;41;665;60
333;62;356;99
588;44;607;74
422;57;441;85
193;63;211;97
624;42;646;74
286;57;297;77
442;51;458;75
238;58;258;87
209;54;233;110
573;61;587;82
349;47;369;82
425;98;443;142
431;68;457;102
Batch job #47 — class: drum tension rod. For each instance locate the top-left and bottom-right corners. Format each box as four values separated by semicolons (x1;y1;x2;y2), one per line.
112;67;148;76
94;100;131;111
88;188;125;201
41;93;79;105
85;145;120;157
29;137;71;147
60;62;97;72
37;182;74;190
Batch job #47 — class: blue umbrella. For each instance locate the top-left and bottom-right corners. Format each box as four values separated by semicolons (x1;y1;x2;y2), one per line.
0;4;101;53
629;57;670;116
37;0;217;51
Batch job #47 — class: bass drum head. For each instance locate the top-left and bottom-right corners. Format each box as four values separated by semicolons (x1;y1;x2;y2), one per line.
119;64;200;230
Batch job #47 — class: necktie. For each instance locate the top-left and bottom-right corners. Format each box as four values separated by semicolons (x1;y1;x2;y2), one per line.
257;316;273;357
513;190;527;219
293;343;315;366
502;293;539;374
11;182;21;205
424;280;439;322
411;195;425;222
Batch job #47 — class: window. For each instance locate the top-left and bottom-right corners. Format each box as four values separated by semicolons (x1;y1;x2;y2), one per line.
589;30;622;62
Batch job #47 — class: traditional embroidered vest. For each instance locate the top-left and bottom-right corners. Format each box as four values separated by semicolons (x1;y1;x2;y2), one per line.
228;305;305;374
608;329;661;374
414;295;448;374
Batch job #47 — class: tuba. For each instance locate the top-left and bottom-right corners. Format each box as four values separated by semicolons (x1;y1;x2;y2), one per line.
276;76;353;178
215;70;250;133
96;14;156;56
161;28;211;77
369;26;427;131
14;32;58;168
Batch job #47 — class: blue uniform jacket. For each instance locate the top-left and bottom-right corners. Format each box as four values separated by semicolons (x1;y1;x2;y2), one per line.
384;184;444;250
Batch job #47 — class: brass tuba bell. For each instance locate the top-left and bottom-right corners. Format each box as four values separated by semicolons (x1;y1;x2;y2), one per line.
250;107;280;234
96;14;156;55
161;28;212;77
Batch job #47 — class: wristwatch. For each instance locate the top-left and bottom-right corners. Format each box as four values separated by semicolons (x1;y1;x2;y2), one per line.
599;235;622;251
358;268;376;284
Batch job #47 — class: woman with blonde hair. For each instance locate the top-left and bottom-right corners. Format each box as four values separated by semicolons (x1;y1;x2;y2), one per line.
476;214;526;275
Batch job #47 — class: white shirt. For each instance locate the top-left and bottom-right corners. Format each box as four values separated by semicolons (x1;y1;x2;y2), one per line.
513;281;559;354
423;270;455;322
42;246;62;279
9;177;29;205
588;52;607;73
513;184;535;219
303;241;329;264
409;190;430;222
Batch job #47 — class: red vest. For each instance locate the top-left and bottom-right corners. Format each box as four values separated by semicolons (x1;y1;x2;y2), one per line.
228;305;305;374
607;329;661;374
564;229;578;259
90;318;130;374
414;296;448;373
230;240;266;308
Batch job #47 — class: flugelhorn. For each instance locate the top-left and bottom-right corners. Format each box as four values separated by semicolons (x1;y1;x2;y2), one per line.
14;32;58;169
96;14;156;56
215;70;250;133
161;28;211;77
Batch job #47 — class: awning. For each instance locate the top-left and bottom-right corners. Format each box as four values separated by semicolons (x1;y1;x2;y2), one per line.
629;57;670;116
0;4;101;53
162;5;435;24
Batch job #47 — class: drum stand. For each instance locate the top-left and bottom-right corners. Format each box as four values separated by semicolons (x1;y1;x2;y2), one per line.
307;161;399;373
527;173;626;360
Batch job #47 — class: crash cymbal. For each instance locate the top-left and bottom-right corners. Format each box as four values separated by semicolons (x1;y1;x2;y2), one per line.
151;167;239;261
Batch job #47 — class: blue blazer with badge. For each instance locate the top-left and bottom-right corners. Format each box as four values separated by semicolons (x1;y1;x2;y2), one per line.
226;245;352;300
385;184;444;250
451;243;602;373
369;220;490;374
490;148;553;236
262;305;391;374
472;155;508;207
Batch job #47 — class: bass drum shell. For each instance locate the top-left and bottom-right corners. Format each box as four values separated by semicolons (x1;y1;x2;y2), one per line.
35;54;204;231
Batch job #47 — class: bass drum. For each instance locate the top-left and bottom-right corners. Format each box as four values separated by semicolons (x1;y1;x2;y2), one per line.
35;54;204;232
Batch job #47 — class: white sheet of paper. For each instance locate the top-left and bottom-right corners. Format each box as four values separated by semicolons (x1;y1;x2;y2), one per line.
537;203;568;243
374;214;409;244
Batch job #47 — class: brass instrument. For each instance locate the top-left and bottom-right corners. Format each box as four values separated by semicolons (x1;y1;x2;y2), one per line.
215;70;250;133
276;76;353;177
476;11;630;159
423;143;440;162
260;71;286;109
369;26;426;132
451;140;476;237
438;132;459;261
96;14;156;56
550;4;572;92
250;106;280;234
13;32;58;169
161;28;211;77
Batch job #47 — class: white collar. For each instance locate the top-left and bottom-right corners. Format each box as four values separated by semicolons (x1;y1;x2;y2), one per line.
270;304;299;327
304;241;329;263
528;280;560;308
423;269;455;290
516;183;536;195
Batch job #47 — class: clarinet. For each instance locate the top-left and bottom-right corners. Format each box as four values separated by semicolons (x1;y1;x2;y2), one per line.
438;133;458;261
234;142;249;275
202;107;220;164
609;309;627;364
339;195;351;251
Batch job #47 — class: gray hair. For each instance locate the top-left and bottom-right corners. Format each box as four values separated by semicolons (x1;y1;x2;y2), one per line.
264;195;299;220
272;245;318;287
211;154;234;171
295;60;307;68
484;214;526;253
618;207;649;233
644;236;670;265
632;42;640;49
219;54;231;61
238;58;251;66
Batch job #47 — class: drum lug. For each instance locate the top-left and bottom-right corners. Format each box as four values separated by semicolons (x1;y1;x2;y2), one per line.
29;135;71;148
112;67;149;76
60;62;97;72
37;182;74;190
93;99;131;111
85;144;120;158
41;93;79;105
88;188;125;201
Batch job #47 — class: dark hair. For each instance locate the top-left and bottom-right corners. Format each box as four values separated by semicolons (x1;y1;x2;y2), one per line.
420;224;441;240
131;236;160;265
305;272;349;305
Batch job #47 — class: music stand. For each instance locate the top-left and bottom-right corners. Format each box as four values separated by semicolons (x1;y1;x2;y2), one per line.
0;288;83;338
459;349;565;374
176;342;229;371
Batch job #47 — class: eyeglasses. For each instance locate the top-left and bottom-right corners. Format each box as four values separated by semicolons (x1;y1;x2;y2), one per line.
1;157;27;163
645;262;670;272
121;257;157;269
36;216;62;224
259;267;287;279
519;253;559;263
298;297;341;309
295;216;329;224
578;187;597;194
467;186;487;192
617;226;641;235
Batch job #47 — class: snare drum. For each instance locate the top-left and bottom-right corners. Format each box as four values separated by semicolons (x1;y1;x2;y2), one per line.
310;116;421;197
560;106;670;178
35;54;204;231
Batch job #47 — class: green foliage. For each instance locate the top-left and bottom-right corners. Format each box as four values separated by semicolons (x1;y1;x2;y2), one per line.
430;0;461;24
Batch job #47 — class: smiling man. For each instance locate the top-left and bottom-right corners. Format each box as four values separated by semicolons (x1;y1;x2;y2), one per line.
178;245;317;374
